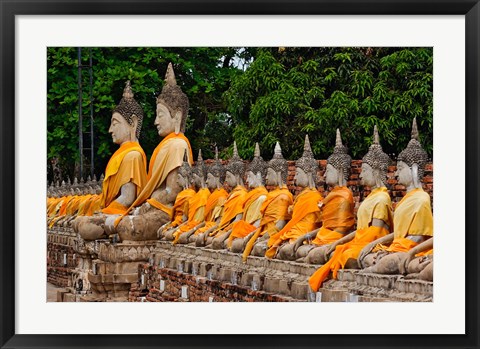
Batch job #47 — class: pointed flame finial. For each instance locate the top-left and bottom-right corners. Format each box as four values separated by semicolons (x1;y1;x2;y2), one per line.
197;149;203;161
254;143;261;157
335;129;343;147
373;125;380;145
304;134;312;152
233;141;239;157
214;146;219;161
274;142;282;155
123;80;134;99
165;63;177;86
411;117;419;140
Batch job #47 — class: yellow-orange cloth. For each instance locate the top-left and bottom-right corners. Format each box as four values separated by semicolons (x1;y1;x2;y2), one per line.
208;186;248;237
309;187;393;291
242;187;293;261
227;186;268;246
265;188;323;258
310;186;354;246
163;188;196;228
204;188;228;222
100;141;147;214
101;201;128;215
48;196;73;227
114;133;193;227
76;195;93;216
146;198;173;217
392;188;433;239
172;188;210;243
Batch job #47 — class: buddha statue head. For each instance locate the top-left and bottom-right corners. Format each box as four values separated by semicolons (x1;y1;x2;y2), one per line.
206;147;225;190
246;143;267;189
177;150;193;190
395;118;428;190
225;141;246;188
155;63;189;137
360;125;391;188
192;149;207;189
294;135;318;189
110;81;144;144
266;142;288;187
326;129;351;187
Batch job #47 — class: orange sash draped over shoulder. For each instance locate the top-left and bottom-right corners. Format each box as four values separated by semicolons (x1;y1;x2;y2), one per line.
227;186;268;245
242;187;293;261
209;186;248;237
265;188;322;258
204;188;228;222
308;187;393;291
114;133;192;226
99;141;147;214
164;188;196;227
173;188;211;243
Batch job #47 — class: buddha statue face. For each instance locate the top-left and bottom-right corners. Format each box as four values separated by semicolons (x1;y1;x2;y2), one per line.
192;173;204;189
246;171;262;188
206;173;219;190
109;112;137;144
395;161;414;187
176;173;188;189
155;102;181;137
225;171;238;188
265;168;279;187
360;163;376;187
294;167;309;188
325;164;340;187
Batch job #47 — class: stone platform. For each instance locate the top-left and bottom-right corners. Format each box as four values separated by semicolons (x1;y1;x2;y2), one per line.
47;229;433;302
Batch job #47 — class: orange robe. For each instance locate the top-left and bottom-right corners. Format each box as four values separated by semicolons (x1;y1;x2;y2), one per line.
309;187;393;291
310;186;355;246
242;187;293;261
172;188;211;243
193;188;228;236
378;188;433;253
226;186;268;247
158;188;195;228
100;141;147;215
265;188;323;259
114;133;193;226
208;185;248;237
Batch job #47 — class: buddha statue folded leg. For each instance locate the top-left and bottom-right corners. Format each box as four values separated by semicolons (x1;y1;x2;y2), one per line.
277;243;296;261
303;245;329;264
74;215;108;240
251;240;268;257
230;237;246;253
116;209;170;241
361;252;408;274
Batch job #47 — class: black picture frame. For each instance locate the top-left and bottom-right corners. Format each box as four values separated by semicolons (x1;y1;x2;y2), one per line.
1;1;478;348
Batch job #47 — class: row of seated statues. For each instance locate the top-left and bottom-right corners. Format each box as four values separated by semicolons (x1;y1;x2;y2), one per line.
47;63;433;293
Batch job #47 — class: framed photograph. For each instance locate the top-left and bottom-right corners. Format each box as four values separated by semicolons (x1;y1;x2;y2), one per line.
1;0;478;348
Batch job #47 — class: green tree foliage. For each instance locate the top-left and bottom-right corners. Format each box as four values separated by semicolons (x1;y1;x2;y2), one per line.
47;47;432;181
224;47;433;160
47;47;239;180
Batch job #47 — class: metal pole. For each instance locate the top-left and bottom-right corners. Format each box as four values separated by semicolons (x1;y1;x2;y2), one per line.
89;48;94;178
77;47;83;180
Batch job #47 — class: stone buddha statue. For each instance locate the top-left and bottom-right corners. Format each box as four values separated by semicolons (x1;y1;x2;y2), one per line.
265;135;323;260
171;150;211;244
295;129;355;263
309;125;394;291
73;80;148;240
358;118;433;275
195;142;248;248
175;147;228;245
114;63;194;241
212;143;268;251
241;142;294;260
157;150;195;240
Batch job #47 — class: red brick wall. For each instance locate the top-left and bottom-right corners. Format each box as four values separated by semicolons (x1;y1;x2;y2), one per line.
47;240;76;287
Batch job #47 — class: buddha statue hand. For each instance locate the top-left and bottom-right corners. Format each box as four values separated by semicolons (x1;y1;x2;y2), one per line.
294;231;315;252
137;202;152;215
104;214;120;235
358;241;377;269
398;252;414;275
